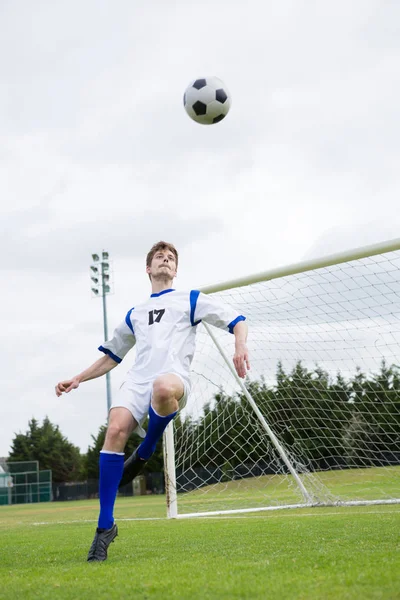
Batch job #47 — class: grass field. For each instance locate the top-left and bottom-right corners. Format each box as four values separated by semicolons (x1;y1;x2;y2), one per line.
176;466;400;514
0;491;399;600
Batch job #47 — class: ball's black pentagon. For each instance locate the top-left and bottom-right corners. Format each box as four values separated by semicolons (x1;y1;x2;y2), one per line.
193;78;207;90
183;92;186;106
193;101;207;116
215;89;228;103
213;114;226;124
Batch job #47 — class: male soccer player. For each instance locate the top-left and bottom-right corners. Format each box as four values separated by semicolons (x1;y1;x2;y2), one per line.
55;241;249;562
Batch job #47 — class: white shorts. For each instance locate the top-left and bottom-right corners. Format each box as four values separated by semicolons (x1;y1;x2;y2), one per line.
110;374;190;438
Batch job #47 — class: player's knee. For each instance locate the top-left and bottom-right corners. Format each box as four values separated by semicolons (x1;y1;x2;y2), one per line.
105;422;129;446
152;377;176;403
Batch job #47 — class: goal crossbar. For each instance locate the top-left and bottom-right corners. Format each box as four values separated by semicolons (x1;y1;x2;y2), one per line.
200;237;400;294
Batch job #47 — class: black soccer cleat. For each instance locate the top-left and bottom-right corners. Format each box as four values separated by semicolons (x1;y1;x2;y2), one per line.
118;448;147;488
87;522;118;562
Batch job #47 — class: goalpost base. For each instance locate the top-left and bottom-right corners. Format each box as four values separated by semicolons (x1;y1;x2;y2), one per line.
172;497;400;519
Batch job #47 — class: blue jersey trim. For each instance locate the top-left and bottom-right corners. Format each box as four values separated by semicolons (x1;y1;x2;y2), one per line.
98;346;122;364
228;315;246;334
190;290;202;326
125;307;135;334
150;288;175;298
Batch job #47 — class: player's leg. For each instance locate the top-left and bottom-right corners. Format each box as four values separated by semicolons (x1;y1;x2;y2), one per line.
98;407;136;527
137;374;182;459
119;374;184;487
87;407;136;562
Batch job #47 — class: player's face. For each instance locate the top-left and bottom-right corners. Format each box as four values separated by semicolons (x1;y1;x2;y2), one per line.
147;249;177;281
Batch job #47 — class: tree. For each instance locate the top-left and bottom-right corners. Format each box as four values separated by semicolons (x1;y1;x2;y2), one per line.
8;417;83;483
85;425;108;480
175;360;400;474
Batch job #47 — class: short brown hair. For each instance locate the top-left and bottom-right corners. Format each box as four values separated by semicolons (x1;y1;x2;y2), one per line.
146;241;179;270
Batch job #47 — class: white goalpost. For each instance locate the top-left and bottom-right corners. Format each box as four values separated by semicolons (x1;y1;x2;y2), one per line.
163;238;400;518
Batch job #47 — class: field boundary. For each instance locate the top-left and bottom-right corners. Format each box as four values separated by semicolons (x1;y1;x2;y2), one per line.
31;506;400;526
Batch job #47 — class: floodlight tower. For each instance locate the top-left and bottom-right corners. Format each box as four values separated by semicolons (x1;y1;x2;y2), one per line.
90;251;113;415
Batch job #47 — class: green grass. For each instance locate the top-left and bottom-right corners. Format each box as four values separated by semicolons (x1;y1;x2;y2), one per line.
0;496;399;599
176;465;400;514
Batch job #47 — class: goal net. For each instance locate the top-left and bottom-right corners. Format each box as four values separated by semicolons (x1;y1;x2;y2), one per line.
164;239;400;517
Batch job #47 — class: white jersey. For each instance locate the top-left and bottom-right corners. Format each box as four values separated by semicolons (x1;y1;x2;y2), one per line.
99;288;245;387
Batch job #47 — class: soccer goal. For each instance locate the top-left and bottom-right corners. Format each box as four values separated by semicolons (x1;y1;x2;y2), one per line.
163;237;400;518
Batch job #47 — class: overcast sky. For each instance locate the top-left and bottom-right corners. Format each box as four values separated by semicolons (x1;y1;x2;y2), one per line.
1;0;400;458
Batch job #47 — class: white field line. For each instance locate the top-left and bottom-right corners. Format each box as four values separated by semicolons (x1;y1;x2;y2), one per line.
191;509;400;520
32;508;400;526
33;517;165;525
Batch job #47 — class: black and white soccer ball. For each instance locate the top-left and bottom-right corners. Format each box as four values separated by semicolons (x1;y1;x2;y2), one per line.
183;76;231;125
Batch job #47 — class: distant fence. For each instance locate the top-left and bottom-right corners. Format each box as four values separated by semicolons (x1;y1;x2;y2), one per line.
52;472;165;502
0;461;52;505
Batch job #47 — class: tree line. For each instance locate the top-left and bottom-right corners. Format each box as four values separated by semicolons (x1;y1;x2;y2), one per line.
7;360;400;482
175;360;400;473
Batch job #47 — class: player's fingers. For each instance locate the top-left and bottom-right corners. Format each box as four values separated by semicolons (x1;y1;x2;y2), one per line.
237;355;248;377
234;353;249;378
65;381;78;393
236;359;245;378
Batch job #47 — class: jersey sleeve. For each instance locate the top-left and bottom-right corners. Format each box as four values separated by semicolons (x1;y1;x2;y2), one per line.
98;308;136;363
190;290;246;334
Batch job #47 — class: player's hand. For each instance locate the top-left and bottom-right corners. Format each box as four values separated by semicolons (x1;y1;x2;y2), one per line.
55;377;80;397
233;342;250;379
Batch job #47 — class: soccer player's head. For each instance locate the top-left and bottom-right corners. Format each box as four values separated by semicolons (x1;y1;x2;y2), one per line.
146;241;179;282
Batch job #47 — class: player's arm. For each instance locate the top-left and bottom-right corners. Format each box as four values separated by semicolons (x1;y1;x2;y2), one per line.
55;310;136;397
232;320;250;379
191;291;250;379
55;355;118;397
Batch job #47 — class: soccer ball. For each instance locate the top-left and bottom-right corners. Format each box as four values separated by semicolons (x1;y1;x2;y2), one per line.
183;76;231;125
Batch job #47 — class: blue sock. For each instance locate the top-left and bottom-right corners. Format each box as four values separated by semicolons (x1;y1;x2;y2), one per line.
137;405;177;460
98;451;124;530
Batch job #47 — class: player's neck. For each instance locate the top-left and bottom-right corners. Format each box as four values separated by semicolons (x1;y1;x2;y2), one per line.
151;280;174;295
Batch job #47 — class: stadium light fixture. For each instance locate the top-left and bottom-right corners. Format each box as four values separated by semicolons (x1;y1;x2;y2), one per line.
90;250;113;415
